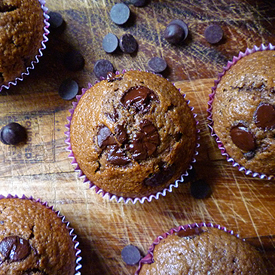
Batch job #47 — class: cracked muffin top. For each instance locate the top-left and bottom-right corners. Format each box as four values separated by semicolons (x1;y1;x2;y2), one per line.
211;50;275;176
139;226;267;275
70;70;197;198
0;198;76;275
0;0;45;85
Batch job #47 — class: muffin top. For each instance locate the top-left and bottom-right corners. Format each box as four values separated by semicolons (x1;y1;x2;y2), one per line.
70;70;197;198
0;198;76;275
139;226;267;275
0;0;45;84
211;50;275;175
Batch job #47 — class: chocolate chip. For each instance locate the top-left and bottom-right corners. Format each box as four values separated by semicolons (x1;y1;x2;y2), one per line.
106;72;123;82
107;145;131;166
110;3;130;25
164;24;185;44
148;57;167;73
177;227;205;239
204;24;223;44
254;103;275;129
130;0;148;7
48;11;64;29
0;3;17;12
0;236;31;262
230;124;256;151
0;122;27;145
143;163;175;187
129;120;160;160
119;34;138;54
63;50;85;71
94;59;114;79
121;245;141;266
190;179;212;199
121;86;158;113
58;78;79;100
102;33;119;53
115;125;128;145
97;126;116;149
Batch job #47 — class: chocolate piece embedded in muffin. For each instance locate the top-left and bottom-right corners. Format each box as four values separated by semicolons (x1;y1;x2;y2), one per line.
138;226;267;274
211;50;275;176
70;70;197;198
0;0;46;86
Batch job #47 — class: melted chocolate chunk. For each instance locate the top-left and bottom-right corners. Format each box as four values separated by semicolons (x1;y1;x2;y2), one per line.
143;163;175;187
130;120;160;160
115;125;128;144
107;145;130;165
121;86;158;113
177;227;206;239
254;103;275;129
0;236;31;262
230;124;256;151
97;126;116;148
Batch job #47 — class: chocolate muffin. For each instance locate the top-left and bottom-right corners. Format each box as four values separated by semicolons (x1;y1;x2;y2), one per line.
0;197;78;274
210;49;275;177
137;225;267;274
69;70;197;199
0;0;46;86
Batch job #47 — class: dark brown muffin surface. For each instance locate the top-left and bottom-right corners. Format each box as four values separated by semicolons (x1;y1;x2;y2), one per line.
139;227;267;275
70;70;197;198
0;0;45;85
0;198;76;275
212;50;275;176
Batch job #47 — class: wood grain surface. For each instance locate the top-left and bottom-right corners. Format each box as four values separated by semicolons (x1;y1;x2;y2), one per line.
1;0;275;274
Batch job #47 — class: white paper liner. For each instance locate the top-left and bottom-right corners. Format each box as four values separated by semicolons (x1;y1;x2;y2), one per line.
0;0;50;92
0;194;82;274
207;43;275;180
65;69;200;204
135;222;238;274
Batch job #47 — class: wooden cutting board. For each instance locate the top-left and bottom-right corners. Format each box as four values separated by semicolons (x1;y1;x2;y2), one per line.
1;0;275;274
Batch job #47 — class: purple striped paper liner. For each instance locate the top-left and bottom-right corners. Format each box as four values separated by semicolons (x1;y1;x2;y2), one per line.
135;222;237;274
0;0;50;92
65;70;200;204
0;194;82;274
207;43;275;180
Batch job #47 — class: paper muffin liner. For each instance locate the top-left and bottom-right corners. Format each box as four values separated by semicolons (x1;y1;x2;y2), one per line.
0;0;50;92
135;222;238;274
0;194;82;275
65;69;200;204
207;43;275;180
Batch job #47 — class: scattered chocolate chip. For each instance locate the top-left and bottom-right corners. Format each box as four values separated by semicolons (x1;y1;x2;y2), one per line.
110;3;130;25
107;145;131;166
63;50;85;71
183;168;196;183
230;124;256;151
102;33;119;53
0;122;27;145
0;236;31;262
48;11;64;29
254;103;275;129
97;126;116;149
119;34;138;54
168;19;188;40
130;0;148;7
164;24;185;44
148;57;167;73
121;245;141;266
121;86;158;113
177;227;205;239
129;120;160;160
190;179;212;199
204;24;223;44
143;163;175;187
58;78;79;100
94;59;114;79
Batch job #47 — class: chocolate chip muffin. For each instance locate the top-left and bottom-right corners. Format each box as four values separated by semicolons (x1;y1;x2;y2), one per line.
137;225;267;275
0;0;46;86
0;197;78;274
210;49;275;176
69;70;197;199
